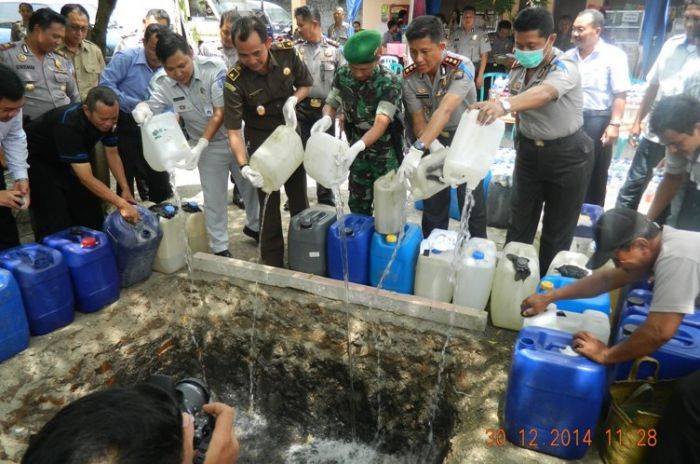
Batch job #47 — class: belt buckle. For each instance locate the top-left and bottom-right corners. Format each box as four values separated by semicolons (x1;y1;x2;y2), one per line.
310;98;322;108
534;139;545;147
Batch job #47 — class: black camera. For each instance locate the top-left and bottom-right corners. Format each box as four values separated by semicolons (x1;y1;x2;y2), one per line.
147;375;215;464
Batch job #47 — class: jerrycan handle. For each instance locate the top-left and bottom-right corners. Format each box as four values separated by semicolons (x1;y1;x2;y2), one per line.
16;249;52;269
627;356;660;382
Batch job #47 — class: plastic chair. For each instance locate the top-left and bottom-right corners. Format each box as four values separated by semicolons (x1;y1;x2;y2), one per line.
479;72;509;101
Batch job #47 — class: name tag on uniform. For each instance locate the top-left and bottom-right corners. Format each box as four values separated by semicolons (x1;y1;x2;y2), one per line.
174;101;194;113
204;105;213;117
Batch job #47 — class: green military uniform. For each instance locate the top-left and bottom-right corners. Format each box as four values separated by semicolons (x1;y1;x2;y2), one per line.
57;40;105;101
326;64;403;215
223;40;314;267
0;40;79;122
295;36;345;206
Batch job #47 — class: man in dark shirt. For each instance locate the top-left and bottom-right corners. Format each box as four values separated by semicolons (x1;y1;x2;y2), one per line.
27;86;139;240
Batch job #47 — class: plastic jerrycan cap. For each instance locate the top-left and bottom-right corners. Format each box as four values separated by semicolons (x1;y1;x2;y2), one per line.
81;236;98;248
472;250;484;260
540;280;554;292
163;204;177;219
300;213;314;229
386;234;398;244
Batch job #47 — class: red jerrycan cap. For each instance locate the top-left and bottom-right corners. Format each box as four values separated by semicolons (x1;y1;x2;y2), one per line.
81;236;98;248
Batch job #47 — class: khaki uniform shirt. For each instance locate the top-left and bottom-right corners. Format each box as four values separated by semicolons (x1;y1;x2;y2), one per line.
508;49;582;141
148;56;227;143
223;41;313;148
58;40;106;101
199;42;238;70
402;52;476;135
294;37;344;103
0;40;79;121
448;28;491;64
327;23;351;45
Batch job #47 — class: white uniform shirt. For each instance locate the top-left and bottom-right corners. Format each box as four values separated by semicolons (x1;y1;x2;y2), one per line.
643;34;700;142
0;110;28;180
565;38;631;111
651;226;700;315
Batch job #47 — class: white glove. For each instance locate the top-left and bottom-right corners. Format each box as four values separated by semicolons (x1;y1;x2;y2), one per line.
282;96;298;129
429;139;444;152
178;138;208;170
311;115;332;133
339;140;365;171
241;165;264;189
397;146;423;181
132;102;153;125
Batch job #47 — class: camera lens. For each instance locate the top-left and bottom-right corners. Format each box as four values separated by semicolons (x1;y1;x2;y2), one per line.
175;378;211;415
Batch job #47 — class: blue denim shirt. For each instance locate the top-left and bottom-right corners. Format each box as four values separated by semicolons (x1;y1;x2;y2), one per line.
100;47;160;113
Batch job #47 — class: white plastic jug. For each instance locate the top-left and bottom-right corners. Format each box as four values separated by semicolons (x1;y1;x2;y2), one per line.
523;306;611;344
453;237;497;310
442;110;504;188
147;203;187;274
250;113;304;194
409;147;451;200
373;170;406;235
141;113;192;172
414;229;458;302
304;131;348;188
182;202;209;254
490;241;540;330
547;250;590;277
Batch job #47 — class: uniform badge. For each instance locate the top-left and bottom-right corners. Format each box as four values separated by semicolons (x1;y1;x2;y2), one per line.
17;53;26;62
54;58;62;69
512;82;522;91
25;83;35;91
257;105;266;116
454;70;464;80
60;84;66;92
472;34;478;41
283;67;291;76
310;98;322;108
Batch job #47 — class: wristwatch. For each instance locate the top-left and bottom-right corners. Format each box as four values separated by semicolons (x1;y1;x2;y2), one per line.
608;120;622;127
412;140;426;152
499;99;512;114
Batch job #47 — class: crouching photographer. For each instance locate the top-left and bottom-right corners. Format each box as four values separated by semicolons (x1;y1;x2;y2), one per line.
22;376;239;464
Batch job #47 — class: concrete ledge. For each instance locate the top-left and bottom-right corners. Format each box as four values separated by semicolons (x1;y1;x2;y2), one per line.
191;252;487;332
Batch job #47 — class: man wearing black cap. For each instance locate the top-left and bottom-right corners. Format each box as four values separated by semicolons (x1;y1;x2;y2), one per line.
521;207;700;462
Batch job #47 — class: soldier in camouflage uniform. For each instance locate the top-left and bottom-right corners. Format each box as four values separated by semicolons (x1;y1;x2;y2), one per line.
314;30;403;215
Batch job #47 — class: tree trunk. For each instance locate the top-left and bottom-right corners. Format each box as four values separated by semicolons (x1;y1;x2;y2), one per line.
89;0;118;53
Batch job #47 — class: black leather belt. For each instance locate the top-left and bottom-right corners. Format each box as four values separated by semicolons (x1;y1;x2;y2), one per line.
518;128;584;147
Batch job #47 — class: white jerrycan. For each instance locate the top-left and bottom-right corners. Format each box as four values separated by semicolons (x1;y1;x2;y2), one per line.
181;201;209;254
409;147;451;200
141;113;192;172
373;170;406;235
547;250;590;277
443;110;504;188
143;202;187;274
453;237;497;310
304;127;348;189
250;111;304;194
413;229;458;302
523;306;611;344
490;242;540;330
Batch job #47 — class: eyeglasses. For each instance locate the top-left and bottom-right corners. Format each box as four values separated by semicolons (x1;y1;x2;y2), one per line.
68;24;89;33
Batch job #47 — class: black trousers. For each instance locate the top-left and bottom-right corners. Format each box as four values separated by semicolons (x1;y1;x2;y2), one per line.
117;111;172;203
297;103;334;205
257;165;309;267
508;129;594;274
0;174;20;250
28;161;103;241
582;111;613;207
648;369;700;463
421;133;487;239
615;137;666;211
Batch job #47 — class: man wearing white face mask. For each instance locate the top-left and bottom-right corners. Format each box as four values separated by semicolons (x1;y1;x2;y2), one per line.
472;7;594;274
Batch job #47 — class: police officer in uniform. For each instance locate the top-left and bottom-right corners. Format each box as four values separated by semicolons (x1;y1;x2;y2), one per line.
448;6;491;92
11;3;33;42
133;32;260;257
472;7;594;274
293;5;344;207
224;16;313;267
0;8;79;124
399;15;486;239
115;9;170;53
327;7;352;45
314;30;403;216
199;10;239;70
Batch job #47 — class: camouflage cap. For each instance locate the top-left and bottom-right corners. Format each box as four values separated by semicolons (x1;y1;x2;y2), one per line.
343;29;381;64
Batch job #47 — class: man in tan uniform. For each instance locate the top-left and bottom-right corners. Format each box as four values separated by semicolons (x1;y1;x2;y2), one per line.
58;4;109;187
224;16;313;267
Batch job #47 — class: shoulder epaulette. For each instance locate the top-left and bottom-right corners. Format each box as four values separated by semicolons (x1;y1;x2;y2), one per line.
227;64;241;82
0;42;16;51
403;62;417;77
272;39;295;50
442;54;462;68
325;38;340;48
53;48;66;58
294;38;304;46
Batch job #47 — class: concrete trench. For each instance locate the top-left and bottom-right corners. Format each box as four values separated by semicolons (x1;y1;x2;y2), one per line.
0;253;601;463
